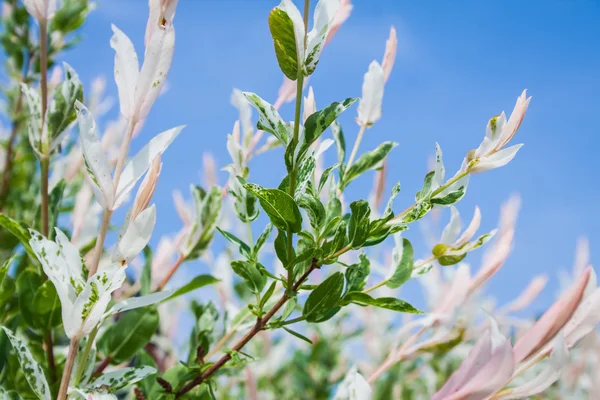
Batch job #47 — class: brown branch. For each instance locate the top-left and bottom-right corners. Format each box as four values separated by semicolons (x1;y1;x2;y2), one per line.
156;253;185;291
175;261;319;397
92;355;111;377
44;332;57;383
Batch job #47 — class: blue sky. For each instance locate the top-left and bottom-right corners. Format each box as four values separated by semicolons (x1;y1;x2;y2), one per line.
11;0;600;311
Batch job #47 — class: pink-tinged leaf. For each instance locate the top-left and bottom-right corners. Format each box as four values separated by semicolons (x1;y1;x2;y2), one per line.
454;206;481;246
325;0;352;45
504;275;548;313
471;144;523;174
303;86;317;123
131;155;162;221
447;340;514;400
110;25;140;119
513;267;591;364
357;61;385;127
499;333;568;400
381;26;397;83
432;330;493;400
134;26;175;121
494;90;531;152
565;282;600;348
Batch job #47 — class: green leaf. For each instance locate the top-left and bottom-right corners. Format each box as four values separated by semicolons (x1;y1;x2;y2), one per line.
0;387;23;400
282;327;312;344
296;192;325;231
415;171;435;202
243;183;302;233
274;229;292;266
99;307;159;364
386;238;414;288
16;269;45;330
348;200;371;249
217;227;252;260
31;280;61;328
431;187;466;206
140;246;153;296
318;163;338;194
343;142;397;189
345;253;370;293
343;292;423;314
47;63;83;139
168;275;219;300
0;256;16;309
0;327;50;400
303;272;344;323
268;7;298;80
0;213;37;265
401;201;433;224
297;98;358;163
243;92;290;146
231;261;267;294
286;245;315;270
329;220;347;256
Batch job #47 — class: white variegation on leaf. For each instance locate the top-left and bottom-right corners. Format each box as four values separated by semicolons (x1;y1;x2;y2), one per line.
88;366;156;391
357;61;385;127
0;327;51;400
113;125;184;209
231;88;254;146
112;205;156;265
29;228;127;338
20;83;46;158
243;92;291;146
275;0;340;77
469;90;530;174
333;366;372;400
22;0;56;21
111;20;176;122
69;388;116;400
303;86;317;123
75;101;114;208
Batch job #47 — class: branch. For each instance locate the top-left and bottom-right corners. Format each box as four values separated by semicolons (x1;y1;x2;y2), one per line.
175;261;319;397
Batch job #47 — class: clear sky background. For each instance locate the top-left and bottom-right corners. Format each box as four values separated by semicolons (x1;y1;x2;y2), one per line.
12;0;600;312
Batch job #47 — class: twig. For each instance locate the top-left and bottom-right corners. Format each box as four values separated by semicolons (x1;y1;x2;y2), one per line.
175;261;318;397
156;253;185;291
93;355;111;377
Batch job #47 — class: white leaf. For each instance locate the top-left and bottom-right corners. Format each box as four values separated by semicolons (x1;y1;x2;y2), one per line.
22;0;56;21
441;206;461;245
305;0;339;74
75;101;114;208
333;366;372;400
89;366;156;391
134;26;175;121
114;126;184;208
565;287;600;348
381;26;397;82
433;142;445;189
231;88;254;144
107;290;173;316
471;144;523;174
112;205;157;264
69;388;117;400
0;327;51;400
110;25;140;119
455;206;481;246
357;61;385;126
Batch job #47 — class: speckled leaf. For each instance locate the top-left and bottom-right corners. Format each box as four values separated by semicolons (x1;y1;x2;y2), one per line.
47;62;84;141
268;6;299;80
0;327;50;400
243;92;291;146
89;366;156;391
348;200;371;249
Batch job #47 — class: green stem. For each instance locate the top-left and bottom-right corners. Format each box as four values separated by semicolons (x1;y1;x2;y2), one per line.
285;0;309;294
363;256;437;294
40;156;49;237
73;327;98;386
279;316;305;326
